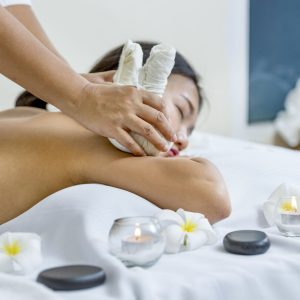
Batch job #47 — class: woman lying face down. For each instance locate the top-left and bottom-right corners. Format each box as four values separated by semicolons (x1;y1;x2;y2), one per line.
0;42;231;225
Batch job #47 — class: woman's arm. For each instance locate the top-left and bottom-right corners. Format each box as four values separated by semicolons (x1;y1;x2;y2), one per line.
110;157;231;224
79;146;231;224
0;110;230;224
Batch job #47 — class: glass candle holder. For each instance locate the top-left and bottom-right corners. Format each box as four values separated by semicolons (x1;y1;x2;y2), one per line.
274;196;300;237
108;216;165;267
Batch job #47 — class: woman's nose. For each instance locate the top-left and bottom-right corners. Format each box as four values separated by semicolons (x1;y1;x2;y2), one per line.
175;130;188;151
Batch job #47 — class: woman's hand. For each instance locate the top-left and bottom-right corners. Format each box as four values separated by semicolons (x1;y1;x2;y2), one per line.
73;82;176;156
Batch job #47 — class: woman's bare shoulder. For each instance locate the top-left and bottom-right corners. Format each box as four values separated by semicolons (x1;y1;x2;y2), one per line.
0;107;46;119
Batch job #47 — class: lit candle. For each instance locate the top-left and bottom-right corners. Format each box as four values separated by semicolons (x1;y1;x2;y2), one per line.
109;217;165;267
280;196;300;225
122;223;154;254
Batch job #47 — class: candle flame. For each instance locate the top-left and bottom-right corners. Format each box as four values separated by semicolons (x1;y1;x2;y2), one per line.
134;224;141;240
291;196;298;211
281;196;298;212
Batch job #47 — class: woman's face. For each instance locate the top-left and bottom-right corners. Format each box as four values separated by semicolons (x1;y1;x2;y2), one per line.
162;74;200;157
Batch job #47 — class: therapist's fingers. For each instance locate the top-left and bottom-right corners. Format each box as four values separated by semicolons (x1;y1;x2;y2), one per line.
81;71;116;84
99;70;115;82
137;104;175;144
114;128;146;156
140;91;176;142
74;83;175;155
141;90;171;120
126;115;170;152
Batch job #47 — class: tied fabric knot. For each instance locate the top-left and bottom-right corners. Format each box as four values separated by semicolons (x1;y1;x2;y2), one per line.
113;40;143;87
138;44;176;96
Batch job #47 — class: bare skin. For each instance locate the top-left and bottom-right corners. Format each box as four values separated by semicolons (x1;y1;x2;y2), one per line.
0;75;231;225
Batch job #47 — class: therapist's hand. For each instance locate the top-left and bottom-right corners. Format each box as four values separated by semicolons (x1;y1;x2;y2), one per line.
74;82;177;156
81;71;115;85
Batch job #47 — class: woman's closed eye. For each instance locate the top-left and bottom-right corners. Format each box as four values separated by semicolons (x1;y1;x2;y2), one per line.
175;105;184;120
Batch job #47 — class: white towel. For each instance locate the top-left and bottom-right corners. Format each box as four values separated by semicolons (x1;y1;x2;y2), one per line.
0;273;62;300
109;40;176;156
275;79;300;147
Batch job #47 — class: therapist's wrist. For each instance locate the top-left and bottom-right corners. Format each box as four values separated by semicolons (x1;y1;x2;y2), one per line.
49;74;90;119
63;81;108;135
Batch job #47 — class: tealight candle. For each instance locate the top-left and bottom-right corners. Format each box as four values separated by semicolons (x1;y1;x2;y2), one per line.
280;196;300;225
108;217;165;267
275;196;300;236
122;224;154;254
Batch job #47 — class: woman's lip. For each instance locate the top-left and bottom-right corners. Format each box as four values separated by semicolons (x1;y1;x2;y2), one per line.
167;148;179;157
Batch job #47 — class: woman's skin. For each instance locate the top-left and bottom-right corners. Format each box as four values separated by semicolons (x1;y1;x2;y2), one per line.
0;74;231;225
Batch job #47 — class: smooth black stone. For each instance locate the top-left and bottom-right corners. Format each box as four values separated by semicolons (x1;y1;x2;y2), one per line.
37;265;106;291
223;230;270;255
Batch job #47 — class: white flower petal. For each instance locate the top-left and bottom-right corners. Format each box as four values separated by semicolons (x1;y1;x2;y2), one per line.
155;209;184;226
15;233;41;246
176;208;204;224
185;231;208;250
196;218;218;244
0;232;42;274
13;237;42;274
155;209;218;253
0;254;13;273
18;236;41;256
164;225;184;254
14;252;42;274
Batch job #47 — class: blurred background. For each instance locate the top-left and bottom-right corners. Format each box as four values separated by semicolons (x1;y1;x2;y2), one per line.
1;0;299;147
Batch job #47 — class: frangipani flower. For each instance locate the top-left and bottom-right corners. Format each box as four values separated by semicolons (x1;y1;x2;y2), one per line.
0;232;42;274
156;208;217;253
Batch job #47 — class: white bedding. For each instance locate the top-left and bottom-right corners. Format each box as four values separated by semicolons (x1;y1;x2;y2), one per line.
1;132;300;300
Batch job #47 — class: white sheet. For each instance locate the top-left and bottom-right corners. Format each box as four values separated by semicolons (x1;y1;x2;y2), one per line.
1;132;300;300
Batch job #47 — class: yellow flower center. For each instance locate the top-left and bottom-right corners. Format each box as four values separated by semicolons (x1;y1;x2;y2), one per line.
2;240;22;256
181;219;197;232
281;201;297;212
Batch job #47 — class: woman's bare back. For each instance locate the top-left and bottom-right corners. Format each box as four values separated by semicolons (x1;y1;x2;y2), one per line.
0;107;230;225
0;107;127;223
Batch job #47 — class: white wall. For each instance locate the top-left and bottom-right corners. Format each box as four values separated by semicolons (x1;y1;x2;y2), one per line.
1;0;258;139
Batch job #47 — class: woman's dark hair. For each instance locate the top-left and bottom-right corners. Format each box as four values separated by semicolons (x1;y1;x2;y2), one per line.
16;41;203;112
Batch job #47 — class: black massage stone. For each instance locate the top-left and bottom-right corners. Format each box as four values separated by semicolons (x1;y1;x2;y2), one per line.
223;230;270;255
37;265;106;291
